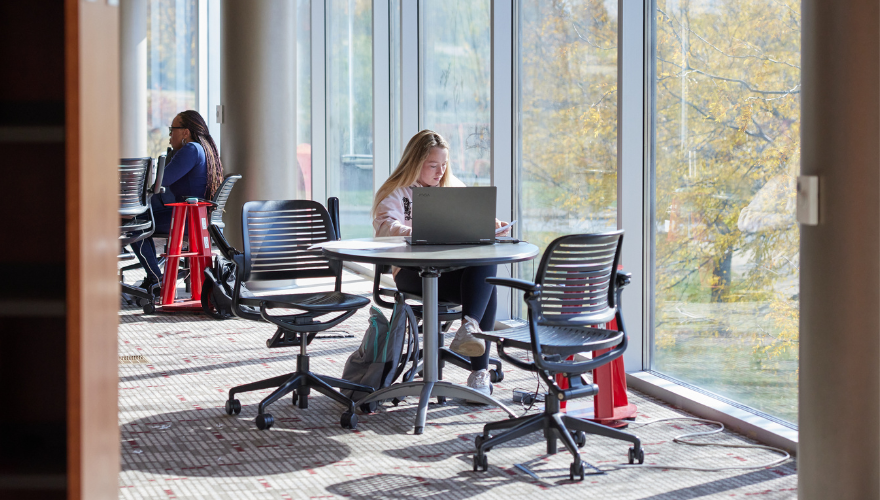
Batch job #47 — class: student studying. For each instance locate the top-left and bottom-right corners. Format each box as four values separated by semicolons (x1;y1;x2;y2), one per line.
371;130;511;399
129;110;224;294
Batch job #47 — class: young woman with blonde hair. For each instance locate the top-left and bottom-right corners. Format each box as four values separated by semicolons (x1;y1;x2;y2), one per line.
372;130;510;399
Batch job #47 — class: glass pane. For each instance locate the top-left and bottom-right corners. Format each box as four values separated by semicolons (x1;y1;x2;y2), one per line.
517;1;619;265
327;0;373;238
146;0;198;159
296;0;312;200
652;1;801;424
390;0;403;164
422;0;491;186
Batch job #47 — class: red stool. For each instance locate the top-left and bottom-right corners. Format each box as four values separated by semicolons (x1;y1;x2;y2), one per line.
556;317;637;428
159;201;213;313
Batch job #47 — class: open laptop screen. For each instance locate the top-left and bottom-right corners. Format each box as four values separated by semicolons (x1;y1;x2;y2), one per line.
409;186;497;245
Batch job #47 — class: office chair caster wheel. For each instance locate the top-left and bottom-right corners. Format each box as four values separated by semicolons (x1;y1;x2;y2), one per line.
359;402;377;414
472;453;488;472
628;446;645;464
569;461;585;481
142;302;155;314
391;397;402;406
340;411;358;430
225;399;241;415
474;434;492;452
489;368;504;383
572;430;586;447
297;393;308;409
255;414;274;430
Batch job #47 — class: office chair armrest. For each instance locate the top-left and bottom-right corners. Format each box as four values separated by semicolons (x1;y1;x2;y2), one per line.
533;332;628;374
485;277;540;292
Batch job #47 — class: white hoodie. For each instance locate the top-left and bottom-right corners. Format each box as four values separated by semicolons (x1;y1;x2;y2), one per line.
372;178;466;237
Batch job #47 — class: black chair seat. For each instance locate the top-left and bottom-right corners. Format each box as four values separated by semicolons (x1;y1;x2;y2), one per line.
121;218;152;233
239;291;369;312
476;323;623;357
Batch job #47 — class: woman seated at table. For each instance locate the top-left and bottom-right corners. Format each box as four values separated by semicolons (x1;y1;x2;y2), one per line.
371;130;510;398
131;110;224;292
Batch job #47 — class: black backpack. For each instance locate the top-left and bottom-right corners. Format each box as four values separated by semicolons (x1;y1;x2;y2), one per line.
201;255;246;319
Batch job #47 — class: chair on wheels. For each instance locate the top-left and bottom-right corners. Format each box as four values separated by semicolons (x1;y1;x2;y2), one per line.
471;231;643;481
119;155;165;313
224;199;374;431
371;265;505;400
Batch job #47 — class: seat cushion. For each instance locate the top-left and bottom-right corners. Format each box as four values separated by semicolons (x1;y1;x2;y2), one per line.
475;323;623;356
239;291;369;312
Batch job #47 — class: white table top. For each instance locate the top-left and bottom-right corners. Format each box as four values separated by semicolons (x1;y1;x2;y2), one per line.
320;237;539;270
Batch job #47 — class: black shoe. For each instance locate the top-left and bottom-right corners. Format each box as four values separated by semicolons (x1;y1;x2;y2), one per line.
137;277;162;297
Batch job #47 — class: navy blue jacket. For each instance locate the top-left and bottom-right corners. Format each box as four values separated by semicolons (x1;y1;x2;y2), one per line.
164;141;208;200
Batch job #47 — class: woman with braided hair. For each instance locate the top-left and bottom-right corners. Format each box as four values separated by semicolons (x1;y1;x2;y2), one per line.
131;110;224;292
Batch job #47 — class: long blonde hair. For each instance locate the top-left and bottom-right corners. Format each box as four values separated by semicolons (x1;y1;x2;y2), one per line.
371;130;456;217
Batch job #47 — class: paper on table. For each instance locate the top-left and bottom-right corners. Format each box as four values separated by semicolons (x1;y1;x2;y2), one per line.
495;219;517;235
308;240;407;251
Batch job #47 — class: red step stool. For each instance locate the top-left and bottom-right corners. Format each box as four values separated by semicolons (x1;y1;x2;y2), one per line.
556;317;637;428
159;201;213;313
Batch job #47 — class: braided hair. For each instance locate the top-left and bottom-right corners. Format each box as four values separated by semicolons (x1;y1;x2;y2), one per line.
176;110;223;199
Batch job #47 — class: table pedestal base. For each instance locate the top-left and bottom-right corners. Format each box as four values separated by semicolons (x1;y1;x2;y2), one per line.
356;381;516;434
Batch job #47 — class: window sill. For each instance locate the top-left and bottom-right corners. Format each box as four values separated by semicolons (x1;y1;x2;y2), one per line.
626;371;798;454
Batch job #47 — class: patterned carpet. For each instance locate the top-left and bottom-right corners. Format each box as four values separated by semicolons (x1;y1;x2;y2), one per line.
118;270;797;499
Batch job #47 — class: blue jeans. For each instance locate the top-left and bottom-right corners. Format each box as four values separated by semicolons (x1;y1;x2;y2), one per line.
394;265;498;371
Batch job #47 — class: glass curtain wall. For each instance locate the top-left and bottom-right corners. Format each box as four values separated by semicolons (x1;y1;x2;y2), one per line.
327;0;374;238
516;0;619;264
651;0;801;424
421;0;492;186
297;0;312;200
146;0;198;158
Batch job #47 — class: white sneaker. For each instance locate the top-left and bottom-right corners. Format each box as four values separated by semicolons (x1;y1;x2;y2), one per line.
448;316;486;357
463;369;493;404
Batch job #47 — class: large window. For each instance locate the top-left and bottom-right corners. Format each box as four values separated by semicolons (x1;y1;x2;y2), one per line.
516;0;619;255
146;0;198;158
651;0;800;424
327;0;373;238
297;0;312;200
422;0;491;186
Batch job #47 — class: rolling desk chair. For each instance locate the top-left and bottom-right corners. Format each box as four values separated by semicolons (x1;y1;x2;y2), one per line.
119;155;165;313
471;231;643;481
224;200;374;431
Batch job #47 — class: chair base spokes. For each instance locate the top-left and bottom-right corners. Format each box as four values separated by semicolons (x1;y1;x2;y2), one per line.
473;396;643;481
225;352;373;431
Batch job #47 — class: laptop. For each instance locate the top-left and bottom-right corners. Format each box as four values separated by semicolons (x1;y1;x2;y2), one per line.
405;186;497;245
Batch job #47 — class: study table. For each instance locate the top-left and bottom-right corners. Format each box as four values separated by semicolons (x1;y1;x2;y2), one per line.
322;236;539;434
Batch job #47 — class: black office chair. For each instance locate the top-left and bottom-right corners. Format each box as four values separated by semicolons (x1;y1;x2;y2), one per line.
371;265;504;402
224;199;374;431
119;155;165;313
471;231;643;481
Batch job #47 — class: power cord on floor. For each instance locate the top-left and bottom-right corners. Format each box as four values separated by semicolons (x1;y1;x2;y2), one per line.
603;417;791;472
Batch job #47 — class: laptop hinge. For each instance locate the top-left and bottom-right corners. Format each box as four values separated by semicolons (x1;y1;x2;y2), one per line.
480;239;492;243
416;240;428;244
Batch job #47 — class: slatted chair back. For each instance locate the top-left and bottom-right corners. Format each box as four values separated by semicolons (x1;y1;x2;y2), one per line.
119;157;152;217
210;174;242;230
533;230;623;326
240;200;342;284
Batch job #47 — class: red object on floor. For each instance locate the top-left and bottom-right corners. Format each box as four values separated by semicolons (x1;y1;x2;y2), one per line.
159;201;213;313
590;316;637;427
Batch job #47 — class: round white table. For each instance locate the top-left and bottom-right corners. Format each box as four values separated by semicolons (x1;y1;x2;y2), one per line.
322;237;539;434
